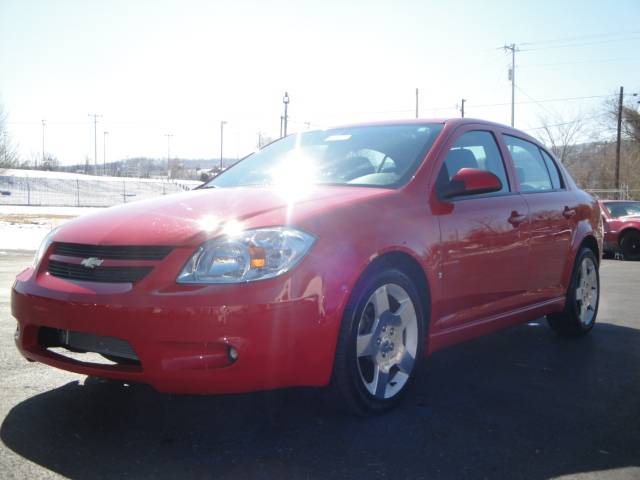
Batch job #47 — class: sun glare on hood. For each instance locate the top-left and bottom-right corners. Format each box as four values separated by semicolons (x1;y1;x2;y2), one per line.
197;215;221;232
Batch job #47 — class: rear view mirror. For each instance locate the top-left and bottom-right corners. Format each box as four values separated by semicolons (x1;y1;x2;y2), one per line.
443;168;502;198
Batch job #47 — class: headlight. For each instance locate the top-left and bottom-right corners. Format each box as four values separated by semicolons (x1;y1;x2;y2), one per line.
34;227;59;267
177;227;316;284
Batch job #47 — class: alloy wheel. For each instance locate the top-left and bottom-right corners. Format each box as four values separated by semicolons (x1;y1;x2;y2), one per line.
355;283;419;400
575;256;598;326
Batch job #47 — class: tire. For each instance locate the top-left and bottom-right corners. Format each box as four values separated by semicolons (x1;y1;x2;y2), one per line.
547;247;600;337
330;266;427;415
620;230;640;261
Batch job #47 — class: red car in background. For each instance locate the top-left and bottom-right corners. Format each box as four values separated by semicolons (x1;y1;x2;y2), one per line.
12;119;603;415
600;200;640;260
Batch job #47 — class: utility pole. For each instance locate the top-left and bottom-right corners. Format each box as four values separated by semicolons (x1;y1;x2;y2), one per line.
460;98;466;118
615;86;624;192
282;92;290;137
220;121;227;170
164;133;173;178
41;120;45;169
415;88;419;119
88;114;102;175
103;131;109;176
503;44;517;127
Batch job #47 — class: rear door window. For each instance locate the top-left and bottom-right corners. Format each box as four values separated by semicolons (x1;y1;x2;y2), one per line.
503;135;553;192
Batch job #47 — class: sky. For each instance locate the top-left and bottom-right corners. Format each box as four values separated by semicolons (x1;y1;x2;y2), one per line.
1;0;639;166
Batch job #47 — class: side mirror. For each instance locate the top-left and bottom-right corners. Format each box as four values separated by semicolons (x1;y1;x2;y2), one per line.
443;168;502;198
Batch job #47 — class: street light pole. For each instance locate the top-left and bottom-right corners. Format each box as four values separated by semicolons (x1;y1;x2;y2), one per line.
220;121;227;170
164;133;173;178
103;131;109;176
41;119;45;169
282;92;290;137
88;114;102;175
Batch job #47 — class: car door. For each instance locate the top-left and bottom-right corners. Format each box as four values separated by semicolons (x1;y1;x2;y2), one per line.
501;135;576;301
432;127;530;329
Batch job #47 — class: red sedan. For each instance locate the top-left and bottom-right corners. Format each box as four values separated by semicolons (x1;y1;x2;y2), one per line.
600;200;640;260
12;119;603;414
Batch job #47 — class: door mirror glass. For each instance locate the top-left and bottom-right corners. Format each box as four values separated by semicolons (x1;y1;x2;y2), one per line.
443;168;503;198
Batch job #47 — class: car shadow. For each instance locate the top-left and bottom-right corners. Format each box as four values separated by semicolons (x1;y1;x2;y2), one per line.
2;321;639;479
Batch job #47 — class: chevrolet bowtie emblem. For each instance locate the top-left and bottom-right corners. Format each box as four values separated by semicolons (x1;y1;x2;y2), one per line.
80;257;104;269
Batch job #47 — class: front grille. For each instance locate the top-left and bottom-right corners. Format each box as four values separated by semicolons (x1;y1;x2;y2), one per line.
48;260;152;283
53;242;172;260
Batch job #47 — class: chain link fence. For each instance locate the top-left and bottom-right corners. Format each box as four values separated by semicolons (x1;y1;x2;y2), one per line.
0;175;201;207
586;185;639;201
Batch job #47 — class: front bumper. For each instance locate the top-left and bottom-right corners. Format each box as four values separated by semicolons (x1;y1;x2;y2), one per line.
11;265;340;394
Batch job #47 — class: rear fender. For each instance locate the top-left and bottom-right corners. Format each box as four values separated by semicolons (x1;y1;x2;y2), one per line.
561;218;600;292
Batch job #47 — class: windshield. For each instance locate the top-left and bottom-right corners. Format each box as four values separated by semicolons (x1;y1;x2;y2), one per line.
604;202;640;218
205;123;443;189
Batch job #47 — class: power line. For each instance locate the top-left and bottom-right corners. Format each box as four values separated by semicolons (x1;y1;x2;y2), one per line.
522;113;608;132
468;93;620;109
520;35;640;52
514;85;556;117
519;57;640;68
519;30;640;47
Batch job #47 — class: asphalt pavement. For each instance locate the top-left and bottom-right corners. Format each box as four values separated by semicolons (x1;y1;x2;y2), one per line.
0;252;638;479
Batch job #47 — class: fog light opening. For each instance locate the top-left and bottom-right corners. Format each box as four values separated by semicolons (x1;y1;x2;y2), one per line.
228;346;238;363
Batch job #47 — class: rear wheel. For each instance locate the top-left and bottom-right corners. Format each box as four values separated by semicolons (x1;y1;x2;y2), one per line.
547;248;599;337
620;230;640;261
330;267;426;415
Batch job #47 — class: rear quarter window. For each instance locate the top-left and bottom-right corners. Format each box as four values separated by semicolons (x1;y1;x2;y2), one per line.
539;149;564;190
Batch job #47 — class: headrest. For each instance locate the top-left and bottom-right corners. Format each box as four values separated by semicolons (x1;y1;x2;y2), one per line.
446;149;478;177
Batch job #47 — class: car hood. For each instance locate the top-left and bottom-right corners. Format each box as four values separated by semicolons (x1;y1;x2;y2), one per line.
54;185;391;246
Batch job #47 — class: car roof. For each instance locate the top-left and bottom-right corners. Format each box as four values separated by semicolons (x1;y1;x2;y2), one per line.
320;118;542;145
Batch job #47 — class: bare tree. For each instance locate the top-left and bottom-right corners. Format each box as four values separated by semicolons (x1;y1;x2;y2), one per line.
601;93;640;143
257;133;274;149
600;92;640;192
621;106;640;144
535;113;586;164
0;102;19;168
42;153;60;171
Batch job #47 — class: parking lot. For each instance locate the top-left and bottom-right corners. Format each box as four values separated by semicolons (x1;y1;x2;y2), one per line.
0;252;638;479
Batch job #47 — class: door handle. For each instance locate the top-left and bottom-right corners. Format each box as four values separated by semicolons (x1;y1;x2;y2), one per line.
563;206;576;219
508;210;527;227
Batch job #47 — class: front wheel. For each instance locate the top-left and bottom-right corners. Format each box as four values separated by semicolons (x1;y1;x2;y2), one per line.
330;267;426;415
547;248;599;337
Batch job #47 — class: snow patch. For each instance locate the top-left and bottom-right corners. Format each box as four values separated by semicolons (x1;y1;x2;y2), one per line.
0;205;103;251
